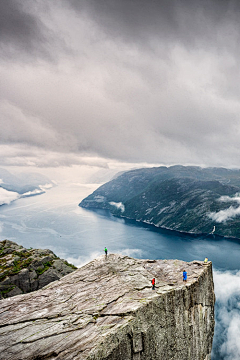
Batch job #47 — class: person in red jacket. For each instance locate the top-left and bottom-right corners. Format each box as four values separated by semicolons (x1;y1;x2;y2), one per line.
152;278;155;290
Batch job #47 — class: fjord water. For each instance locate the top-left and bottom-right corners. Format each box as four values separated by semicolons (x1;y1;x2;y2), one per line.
0;183;240;359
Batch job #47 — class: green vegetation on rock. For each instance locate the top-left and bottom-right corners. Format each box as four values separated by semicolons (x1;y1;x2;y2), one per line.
0;240;77;299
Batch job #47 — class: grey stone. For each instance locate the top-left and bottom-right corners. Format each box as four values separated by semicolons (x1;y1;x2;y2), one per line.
53;259;74;274
34;249;55;257
12;268;30;293
29;259;45;271
0;240;76;298
41;256;54;265
16;248;28;254
2;248;13;255
0;254;215;360
29;270;37;281
30;279;39;291
0;277;12;286
13;255;20;262
6;286;22;297
38;268;60;288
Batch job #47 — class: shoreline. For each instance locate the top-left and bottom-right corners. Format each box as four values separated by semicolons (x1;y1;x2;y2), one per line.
80;205;240;243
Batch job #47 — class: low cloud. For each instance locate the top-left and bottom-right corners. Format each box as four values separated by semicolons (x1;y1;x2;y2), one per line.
22;189;44;197
209;206;240;223
0;144;109;168
0;188;20;205
64;248;142;268
208;194;240;223
212;270;240;360
65;251;103;268
117;248;143;258
109;201;125;213
219;194;240;204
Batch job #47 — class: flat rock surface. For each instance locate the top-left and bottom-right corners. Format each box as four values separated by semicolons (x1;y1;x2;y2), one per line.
0;254;214;360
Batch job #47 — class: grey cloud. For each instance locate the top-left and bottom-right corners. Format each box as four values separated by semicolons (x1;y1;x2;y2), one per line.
0;0;65;61
67;0;240;52
0;144;110;169
1;0;240;167
0;100;61;149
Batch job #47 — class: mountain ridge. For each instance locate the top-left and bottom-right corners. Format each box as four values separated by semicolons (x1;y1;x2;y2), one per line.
79;165;240;239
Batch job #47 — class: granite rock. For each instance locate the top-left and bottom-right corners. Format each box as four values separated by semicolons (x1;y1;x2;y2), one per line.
0;240;77;298
0;254;215;360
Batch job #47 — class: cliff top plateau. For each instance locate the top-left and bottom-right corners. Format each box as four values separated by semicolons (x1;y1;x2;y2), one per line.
0;254;215;360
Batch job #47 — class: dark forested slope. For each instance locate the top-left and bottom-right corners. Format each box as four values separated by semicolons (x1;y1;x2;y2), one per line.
80;166;240;238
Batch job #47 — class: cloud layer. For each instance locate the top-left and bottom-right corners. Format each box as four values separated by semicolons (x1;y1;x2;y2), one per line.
209;194;240;222
0;188;20;206
1;1;240;167
212;269;240;360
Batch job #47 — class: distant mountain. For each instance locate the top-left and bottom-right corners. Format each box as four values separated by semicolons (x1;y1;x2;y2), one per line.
0;168;54;194
79;165;240;239
0;168;54;206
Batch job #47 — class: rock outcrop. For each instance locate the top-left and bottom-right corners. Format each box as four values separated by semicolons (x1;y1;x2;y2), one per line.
0;254;215;360
0;240;77;299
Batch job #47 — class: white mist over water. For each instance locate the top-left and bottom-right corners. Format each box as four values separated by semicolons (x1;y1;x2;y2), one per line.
0;187;20;205
212;270;240;360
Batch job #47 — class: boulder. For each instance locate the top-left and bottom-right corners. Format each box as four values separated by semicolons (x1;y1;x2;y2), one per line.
0;240;77;298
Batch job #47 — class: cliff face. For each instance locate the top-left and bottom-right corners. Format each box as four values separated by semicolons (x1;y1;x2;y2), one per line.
0;254;215;360
79;165;240;238
0;240;77;299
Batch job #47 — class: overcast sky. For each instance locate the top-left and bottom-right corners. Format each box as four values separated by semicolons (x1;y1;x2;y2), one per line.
1;0;240;173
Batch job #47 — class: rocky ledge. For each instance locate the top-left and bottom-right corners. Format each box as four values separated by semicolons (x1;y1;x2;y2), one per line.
0;254;215;360
0;240;77;299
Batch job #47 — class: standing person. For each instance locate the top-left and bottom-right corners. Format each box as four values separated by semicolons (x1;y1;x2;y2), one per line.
104;247;108;257
151;278;155;290
183;270;187;282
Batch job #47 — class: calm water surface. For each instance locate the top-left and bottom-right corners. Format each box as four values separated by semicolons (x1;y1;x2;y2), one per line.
0;183;239;359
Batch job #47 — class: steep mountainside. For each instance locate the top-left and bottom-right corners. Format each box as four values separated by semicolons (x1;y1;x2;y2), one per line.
0;254;215;360
80;165;240;238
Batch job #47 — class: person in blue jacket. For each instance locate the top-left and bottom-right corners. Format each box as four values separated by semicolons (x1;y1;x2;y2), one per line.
183;270;187;282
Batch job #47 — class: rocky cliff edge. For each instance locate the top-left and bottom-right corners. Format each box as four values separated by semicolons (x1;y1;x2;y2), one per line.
0;254;215;360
